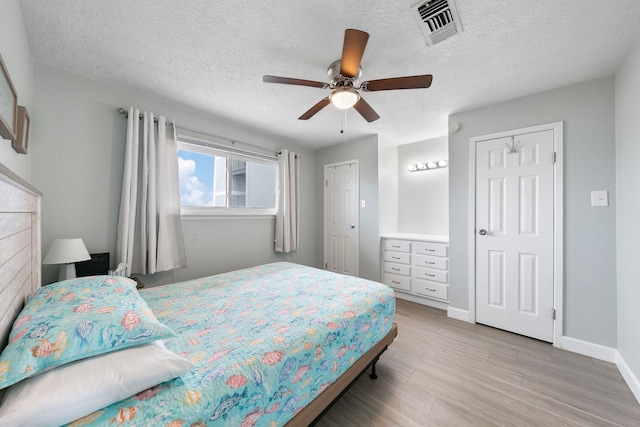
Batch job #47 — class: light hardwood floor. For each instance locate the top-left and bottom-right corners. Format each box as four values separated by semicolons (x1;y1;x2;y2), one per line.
316;299;640;426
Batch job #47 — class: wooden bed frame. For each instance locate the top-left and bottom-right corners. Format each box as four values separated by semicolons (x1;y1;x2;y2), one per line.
289;323;398;426
0;161;397;425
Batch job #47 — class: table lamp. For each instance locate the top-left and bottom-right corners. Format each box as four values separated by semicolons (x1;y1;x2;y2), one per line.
43;238;91;281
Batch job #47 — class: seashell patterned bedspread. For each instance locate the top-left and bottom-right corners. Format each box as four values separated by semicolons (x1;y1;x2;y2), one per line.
67;262;395;426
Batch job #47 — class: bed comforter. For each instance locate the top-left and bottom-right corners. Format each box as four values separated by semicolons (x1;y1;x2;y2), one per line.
66;262;395;426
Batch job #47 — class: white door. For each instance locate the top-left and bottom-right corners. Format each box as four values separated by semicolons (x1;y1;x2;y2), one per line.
324;161;359;276
475;129;555;342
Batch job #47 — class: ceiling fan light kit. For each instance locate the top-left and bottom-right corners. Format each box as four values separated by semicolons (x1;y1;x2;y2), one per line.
330;88;360;109
263;28;433;123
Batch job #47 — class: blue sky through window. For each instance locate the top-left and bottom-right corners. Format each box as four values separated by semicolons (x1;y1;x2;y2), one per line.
177;150;214;206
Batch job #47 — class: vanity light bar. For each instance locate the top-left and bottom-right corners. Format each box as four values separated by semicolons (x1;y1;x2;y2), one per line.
408;160;448;172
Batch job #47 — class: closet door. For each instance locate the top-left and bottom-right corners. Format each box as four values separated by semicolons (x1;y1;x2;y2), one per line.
324;161;359;276
475;129;555;342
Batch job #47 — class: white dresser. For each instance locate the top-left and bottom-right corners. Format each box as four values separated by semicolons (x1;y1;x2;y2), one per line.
381;233;449;309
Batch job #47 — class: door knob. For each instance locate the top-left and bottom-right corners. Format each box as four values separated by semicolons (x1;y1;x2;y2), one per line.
350;224;356;229
478;229;487;235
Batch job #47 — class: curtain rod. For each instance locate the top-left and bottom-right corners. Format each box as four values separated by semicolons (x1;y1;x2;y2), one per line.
116;107;283;159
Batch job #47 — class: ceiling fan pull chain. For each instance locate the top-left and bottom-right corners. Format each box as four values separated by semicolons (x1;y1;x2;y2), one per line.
342;109;349;143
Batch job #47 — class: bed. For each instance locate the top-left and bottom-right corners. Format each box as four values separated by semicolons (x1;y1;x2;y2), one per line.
0;162;397;426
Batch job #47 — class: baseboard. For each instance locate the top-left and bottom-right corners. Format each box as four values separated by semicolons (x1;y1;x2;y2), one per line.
560;336;616;363
555;337;640;404
447;306;471;323
616;351;640;405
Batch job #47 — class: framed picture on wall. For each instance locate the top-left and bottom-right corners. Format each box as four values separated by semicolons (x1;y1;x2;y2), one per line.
12;105;29;154
0;53;18;142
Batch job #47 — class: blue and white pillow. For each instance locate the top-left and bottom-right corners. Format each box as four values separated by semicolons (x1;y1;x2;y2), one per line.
0;276;175;390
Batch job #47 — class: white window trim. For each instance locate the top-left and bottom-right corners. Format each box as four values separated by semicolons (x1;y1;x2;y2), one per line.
177;140;278;217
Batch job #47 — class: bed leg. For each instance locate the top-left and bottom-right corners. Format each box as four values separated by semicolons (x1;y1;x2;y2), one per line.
369;358;379;379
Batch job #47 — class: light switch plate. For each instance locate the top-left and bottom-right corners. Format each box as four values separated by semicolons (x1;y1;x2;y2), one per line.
591;190;608;207
361;200;366;208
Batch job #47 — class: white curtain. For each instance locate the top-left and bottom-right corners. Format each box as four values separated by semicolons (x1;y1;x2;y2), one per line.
116;107;187;275
275;149;300;253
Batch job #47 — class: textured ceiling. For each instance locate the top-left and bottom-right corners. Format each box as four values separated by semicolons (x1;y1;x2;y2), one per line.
19;0;640;149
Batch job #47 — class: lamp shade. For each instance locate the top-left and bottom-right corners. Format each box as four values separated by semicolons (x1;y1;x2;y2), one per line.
44;238;92;282
43;238;91;265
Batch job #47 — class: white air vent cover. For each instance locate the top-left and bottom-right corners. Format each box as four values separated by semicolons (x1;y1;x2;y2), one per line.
411;0;463;46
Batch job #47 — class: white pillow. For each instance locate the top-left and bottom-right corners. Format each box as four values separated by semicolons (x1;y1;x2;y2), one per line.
0;340;194;427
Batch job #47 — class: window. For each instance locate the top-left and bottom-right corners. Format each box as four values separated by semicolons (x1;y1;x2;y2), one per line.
177;140;278;216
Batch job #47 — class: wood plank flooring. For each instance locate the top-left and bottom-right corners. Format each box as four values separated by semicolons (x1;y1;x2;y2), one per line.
316;299;640;426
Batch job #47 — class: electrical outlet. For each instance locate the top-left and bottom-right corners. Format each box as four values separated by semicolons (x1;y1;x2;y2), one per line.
361;200;366;208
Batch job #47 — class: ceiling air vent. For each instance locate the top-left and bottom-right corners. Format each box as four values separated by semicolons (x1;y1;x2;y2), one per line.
410;0;462;46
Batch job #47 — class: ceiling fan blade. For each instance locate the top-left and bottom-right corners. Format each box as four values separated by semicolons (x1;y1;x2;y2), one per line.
353;97;380;122
299;98;331;120
362;75;433;92
263;75;327;89
340;29;369;78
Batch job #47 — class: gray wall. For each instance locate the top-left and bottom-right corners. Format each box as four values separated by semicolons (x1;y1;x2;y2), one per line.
378;144;398;235
0;0;34;181
615;35;640;383
316;135;380;282
449;77;617;348
397;136;448;235
31;65;317;287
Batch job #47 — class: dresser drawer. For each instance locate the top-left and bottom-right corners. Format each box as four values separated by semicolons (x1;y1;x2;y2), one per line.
384;262;411;276
414;279;448;300
415;267;448;283
414;242;448;257
384;251;411;264
383;273;411;292
384;239;411;253
414;255;448;270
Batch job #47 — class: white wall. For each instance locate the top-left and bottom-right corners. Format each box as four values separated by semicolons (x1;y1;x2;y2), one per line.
31;65;317;287
449;77;617;348
397;136;448;235
0;0;34;181
615;34;640;387
316;135;380;282
378;144;398;236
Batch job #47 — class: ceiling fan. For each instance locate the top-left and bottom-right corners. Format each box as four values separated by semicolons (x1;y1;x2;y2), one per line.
263;29;433;123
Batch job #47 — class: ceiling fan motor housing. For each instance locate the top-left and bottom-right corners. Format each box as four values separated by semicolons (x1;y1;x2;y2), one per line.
328;60;361;87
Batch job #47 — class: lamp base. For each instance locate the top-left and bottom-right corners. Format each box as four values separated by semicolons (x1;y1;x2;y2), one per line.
58;263;78;282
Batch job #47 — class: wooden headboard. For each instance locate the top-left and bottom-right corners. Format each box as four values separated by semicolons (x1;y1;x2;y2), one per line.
0;162;41;350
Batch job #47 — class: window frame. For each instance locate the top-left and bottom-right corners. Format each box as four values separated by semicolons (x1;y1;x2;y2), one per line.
177;139;278;217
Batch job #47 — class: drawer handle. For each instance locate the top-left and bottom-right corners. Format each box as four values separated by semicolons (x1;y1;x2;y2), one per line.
425;261;435;265
392;245;401;248
392;256;401;260
426;249;435;252
392;281;401;285
425;273;435;277
392;268;400;271
426;288;436;292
